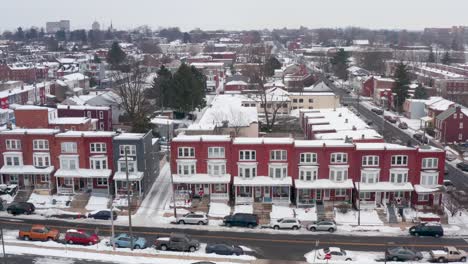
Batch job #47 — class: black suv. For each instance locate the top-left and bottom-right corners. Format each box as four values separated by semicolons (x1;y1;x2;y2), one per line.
7;202;35;215
223;213;259;228
409;223;443;237
371;108;384;115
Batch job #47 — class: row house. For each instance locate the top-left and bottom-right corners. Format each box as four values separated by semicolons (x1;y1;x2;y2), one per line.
171;135;445;210
434;105;468;143
57;104;112;131
0;82;47;109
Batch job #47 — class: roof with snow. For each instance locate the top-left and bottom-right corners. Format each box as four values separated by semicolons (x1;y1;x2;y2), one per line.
303;81;333;92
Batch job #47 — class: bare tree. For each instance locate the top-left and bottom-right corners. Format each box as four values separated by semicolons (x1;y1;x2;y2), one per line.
445;195;460;217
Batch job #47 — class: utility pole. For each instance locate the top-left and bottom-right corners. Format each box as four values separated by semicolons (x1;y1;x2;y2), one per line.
124;147;134;251
357;181;361;226
167;120;177;218
1;227;6;264
110;203;116;251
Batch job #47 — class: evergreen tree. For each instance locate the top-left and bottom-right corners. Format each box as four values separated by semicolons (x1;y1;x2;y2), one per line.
93;54;101;64
442;51;451;65
330;49;349;80
55;30;66;41
264;56;282;77
106;41;126;69
14;27;25;41
393;62;410;112
427;48;435;63
413;84;428;99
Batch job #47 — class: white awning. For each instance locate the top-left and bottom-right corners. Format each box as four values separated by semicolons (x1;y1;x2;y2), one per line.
234;176;292;186
173;174;231;184
295;179;354;189
357;182;414;192
55;169;112;178
113;171;144;181
0;165;55;175
414;184;443;194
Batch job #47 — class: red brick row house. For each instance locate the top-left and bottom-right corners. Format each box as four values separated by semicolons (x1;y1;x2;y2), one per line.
435;105;468;143
57;104;112;131
171;135;445;210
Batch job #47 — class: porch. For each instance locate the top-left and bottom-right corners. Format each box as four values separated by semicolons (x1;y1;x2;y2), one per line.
0;165;55;191
356;182;414;209
55;168;111;194
172;173;231;201
113;171;144;197
413;184;443;210
233;176;292;205
295;179;354;207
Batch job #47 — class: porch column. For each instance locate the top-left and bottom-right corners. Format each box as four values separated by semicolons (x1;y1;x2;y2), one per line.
139;180;142;196
56;177;59;194
234;186;237;204
107;180;110;195
251;186;254;202
114;180;118;196
288;186;291;204
296;189;299;207
72;178;75;194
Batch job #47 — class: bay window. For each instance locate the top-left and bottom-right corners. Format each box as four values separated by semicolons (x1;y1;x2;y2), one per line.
60;157;78;170
330;167;348;182
390;170;408;183
299;167;318;181
90;157;108;170
239;165;256;179
420;172;438;186
33;153;51;167
269;164;287;179
207;162;226;176
361;169;379;184
119;160;136;173
4;154;22;166
177;162;196;176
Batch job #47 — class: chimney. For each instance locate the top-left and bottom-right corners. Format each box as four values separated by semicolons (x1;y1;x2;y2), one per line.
345;118;348;123
361;134;365;139
352;125;356;130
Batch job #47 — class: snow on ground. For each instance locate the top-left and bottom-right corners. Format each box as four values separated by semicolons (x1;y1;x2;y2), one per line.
36;209;82;218
209;202;231;217
334;209;383;225
0;194;13;203
234;205;253;214
28;193;72;209
305;249;383;263
85;193;109;211
269;205;317;222
403;208;439;222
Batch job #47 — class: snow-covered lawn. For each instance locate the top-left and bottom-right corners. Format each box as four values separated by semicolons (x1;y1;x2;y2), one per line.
85;193;110;211
334;209;383;225
209;202;231;218
269;205;317;222
403;208;439;222
0;194;14;203
28;193;72;209
234;205;253;214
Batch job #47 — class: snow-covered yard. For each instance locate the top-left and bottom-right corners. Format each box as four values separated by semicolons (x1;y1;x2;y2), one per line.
269;205;317;222
0;194;14;203
28;193;72;209
85;193;110;211
234;205;253;214
334;209;383;225
209;202;231;217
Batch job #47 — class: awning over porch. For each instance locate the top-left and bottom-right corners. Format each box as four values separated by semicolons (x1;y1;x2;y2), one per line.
55;169;112;178
173;174;231;184
0;165;55;175
294;179;354;189
234;176;292;186
113;171;144;181
357;182;414;192
414;184;443;194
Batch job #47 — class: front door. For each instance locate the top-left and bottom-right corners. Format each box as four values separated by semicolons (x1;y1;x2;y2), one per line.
376;192;382;205
195;184;203;196
204;184;210;194
254;186;262;202
433;193;440;206
324;190;330;200
87;178;93;189
316;190;322;200
264;187;271;202
23;175;31;187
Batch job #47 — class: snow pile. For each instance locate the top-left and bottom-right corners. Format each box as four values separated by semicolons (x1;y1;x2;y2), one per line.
234;205;253;214
85;193;110;211
208;202;231;218
334;209;383;225
28;193;72;209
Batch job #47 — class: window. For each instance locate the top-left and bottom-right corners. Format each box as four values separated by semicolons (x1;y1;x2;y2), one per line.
293;99;297;103
239;150;256;161
300;153;317;164
309;99;313;103
90;143;107;153
335;189;346;197
40;175;49;182
97;178;108;186
119;160;136;173
330;168;348;182
330;153;348;163
120;145;137;156
60;157;78;170
90;157;108;170
239;165;256;179
421;172;438;186
9;175;18;184
214;184;226;192
4;155;21;166
362;156;379;166
208;162;226;176
61;142;77;153
270;150;287;161
208;147;225;158
459;133;463;140
418;194;429;201
269;165;287;179
33;153;50;167
177;147;194;158
99;122;104;131
299;99;303;103
391;155;408;166
390;171;408;183
422;158;438;169
87;111;92;118
5;139;21;150
460;122;464;129
99;111;104;119
299;167;318;181
361;170;379;183
64;178;73;186
33;140;49;150
360;192;371;200
177;163;196;176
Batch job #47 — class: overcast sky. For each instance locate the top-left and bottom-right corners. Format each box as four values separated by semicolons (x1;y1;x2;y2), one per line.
2;0;468;32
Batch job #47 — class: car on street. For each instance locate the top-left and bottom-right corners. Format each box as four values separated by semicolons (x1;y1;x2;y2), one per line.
457;162;468;172
430;246;467;263
409;223;444;237
371;108;384;115
413;133;429;144
398;122;408;129
384;115;397;123
108;233;147;249
7;202;35;215
18;225;60;241
176;212;208;225
205;243;244;256
386;247;423;261
154;233;200;252
307;220;337;232
269;218;301;230
65;229;99;245
223;213;259;228
317;247;353;261
88;210;117;220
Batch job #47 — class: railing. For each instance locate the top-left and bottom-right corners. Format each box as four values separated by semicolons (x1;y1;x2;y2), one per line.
272;197;290;203
210;193;229;200
57;187;73;194
360;200;376;209
236;196;253;204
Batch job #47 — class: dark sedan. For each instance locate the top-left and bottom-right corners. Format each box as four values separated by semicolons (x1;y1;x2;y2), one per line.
457;162;468;172
386;247;423;261
88;210;117;220
7;202;35;215
206;243;244;256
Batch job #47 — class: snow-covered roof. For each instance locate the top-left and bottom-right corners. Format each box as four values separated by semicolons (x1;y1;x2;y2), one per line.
0;128;59;135
414;184;442;193
63;73;88;81
303;81;333;92
56;131;116;138
226;80;248;86
173;174;231;184
16;105;55;111
234;176;292;186
172;135;231;142
426;97;454;111
294;140;353;148
49;117;90;125
355;143;414;151
55;169;112;178
304;107;369;132
294;179;354;189
57;104;110;111
0;165;54;175
113;171;144;181
315;129;382;141
233;137;294;145
264;87;290;102
114;133;145;140
357;182;414;192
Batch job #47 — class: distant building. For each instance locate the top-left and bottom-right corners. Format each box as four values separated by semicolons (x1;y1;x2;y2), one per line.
92;21;100;31
46;20;70;34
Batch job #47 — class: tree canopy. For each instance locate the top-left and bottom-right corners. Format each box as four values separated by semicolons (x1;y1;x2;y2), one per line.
393;62;410;112
413;84;429;99
264;56;282;77
106;41;126;69
330;49;349;80
441;51;451;65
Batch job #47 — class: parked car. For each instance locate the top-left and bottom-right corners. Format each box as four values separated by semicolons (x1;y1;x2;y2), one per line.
317;247;353;261
223;213;259;228
176;212;208;225
398;122;408;129
0;184;18;196
371;108;384;115
7;202;35;215
18;225;60;241
384;115;397;123
154;233;200;252
413;133;429;144
206;243;244;256
307;220;337;232
108;233;147;249
386;247;423;261
430;246;467;263
270;218;301;230
409;223;444;237
65;229;99;245
457;162;468;172
88;210;117;220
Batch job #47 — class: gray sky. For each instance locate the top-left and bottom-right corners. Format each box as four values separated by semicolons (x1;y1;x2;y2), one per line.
2;0;468;32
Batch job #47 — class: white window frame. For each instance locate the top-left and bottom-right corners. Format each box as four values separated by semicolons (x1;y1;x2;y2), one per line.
90;143;107;153
5;139;21;150
208;147;225;158
60;156;78;170
239;150;256;161
9;175;18;184
177;161;196;176
422;158;438;169
64;178;73;186
4;154;22;166
207;161;226;176
330;153;348;164
420;172;438;186
390;170;408;184
418;194;429;201
40;175;50;182
361;169;379;184
299;167;318;181
177;147;194;158
391;155;408;166
90;156;108;170
330;167;348;182
270;150;287;161
33;153;51;167
300;152;317;164
96;178;108;186
118;160;136;173
238;164;257;179
61;142;77;153
362;155;379;166
335;189;346;197
269;164;287;179
33;139;49;150
360;192;371;200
